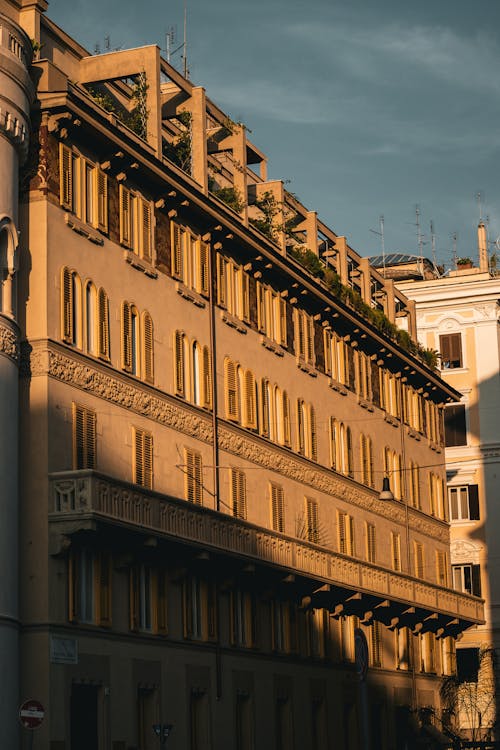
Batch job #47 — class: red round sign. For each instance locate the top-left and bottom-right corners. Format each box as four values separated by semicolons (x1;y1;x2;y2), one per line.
19;700;45;730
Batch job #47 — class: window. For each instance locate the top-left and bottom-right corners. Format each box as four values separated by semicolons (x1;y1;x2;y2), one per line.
235;692;254;750
241;369;257;429
133;428;153;489
360;434;373;488
391;532;401;572
449;485;479;521
272;601;297;653
294;308;315;365
356;351;372;400
231;468;247;520
230;590;256;648
60;143;108;232
297;400;317;461
380;370;401;418
171;222;209;295
174;333;212;408
429;473;446;519
436;550;448;587
217;253;250;321
257;281;287;345
413;542;424;579
122;302;154;383
330;419;352;477
366;522;376;563
440;333;462;369
183;575;217;641
396;628;411;670
384;448;402;500
338;511;355;556
421;632;437;673
425;400;440;443
119;185;152;261
340;615;357;661
456;648;480;683
306;498;319;544
408;462;420;509
324;328;348;384
370;621;382;667
129;565;168;634
444;404;467;447
72;403;96;470
306;608;327;659
452;564;481;596
185;449;203;505
404;387;423;432
68;548;111;626
225;358;239;421
61;267;82;347
270;483;285;533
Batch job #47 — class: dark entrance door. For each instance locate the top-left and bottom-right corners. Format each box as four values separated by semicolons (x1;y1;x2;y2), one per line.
70;684;99;750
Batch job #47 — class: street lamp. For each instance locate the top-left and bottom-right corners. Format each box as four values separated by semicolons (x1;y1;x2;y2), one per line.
379;476;394;502
153;723;174;746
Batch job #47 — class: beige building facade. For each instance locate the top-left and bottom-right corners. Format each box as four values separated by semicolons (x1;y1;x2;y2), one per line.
387;226;500;741
0;1;485;748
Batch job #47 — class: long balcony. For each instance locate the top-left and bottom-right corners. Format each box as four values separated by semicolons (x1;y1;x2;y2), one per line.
49;470;484;636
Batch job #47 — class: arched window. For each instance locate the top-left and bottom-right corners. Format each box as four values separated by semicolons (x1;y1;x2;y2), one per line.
122;302;152;382
360;434;373;487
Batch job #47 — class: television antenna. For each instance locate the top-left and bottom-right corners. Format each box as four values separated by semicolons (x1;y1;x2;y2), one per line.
369;215;385;273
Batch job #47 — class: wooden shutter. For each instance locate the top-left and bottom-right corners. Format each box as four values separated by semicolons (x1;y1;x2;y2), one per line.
346;427;353;477
436;551;447;586
309;405;317;461
121;301;132;372
391;532;401;571
174;331;185;396
97;288;109;359
329;417;337;470
133;428;144;486
119;185;131;247
444;404;467;447
414;542;424;579
202;346;212;409
97;551;112;626
468;485;480;520
295;310;305;360
241;271;250;322
271;483;284;533
144;432;153;490
171;222;183;278
256;282;265;332
261;379;270;437
243;370;257;429
199;240;209;295
279;297;287;346
323;330;332;375
282;392;291;447
185;449;203;505
59;143;73;209
225;359;239;421
371;360;381;407
231;468;246;519
96;169;108;232
348;515;355;556
306;316;315;364
142;312;154;384
297;399;305;455
216;253;226;306
472;565;482;597
366;523;376;563
73;403;96;469
140;199;152;262
338;511;346;554
62;267;74;343
306;498;319;544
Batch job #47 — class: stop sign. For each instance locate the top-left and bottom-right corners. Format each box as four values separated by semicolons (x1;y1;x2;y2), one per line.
19;700;45;730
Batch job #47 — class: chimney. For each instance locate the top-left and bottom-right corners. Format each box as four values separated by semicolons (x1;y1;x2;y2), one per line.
478;222;489;272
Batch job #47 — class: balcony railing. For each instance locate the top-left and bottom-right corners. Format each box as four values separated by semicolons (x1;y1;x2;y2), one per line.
49;470;484;629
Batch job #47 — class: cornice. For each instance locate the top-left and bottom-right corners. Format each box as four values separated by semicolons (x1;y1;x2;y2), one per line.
28;340;449;543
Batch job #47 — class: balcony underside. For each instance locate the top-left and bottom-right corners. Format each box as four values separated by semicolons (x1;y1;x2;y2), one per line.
49;471;484;637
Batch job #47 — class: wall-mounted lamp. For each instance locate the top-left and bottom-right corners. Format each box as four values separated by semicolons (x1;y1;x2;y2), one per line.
379;477;394;502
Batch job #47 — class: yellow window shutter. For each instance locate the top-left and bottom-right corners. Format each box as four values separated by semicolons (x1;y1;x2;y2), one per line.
271;483;284;533
309;405;317;461
202;346;212;409
185;449;202;505
133;428;144;485
199;240;209;295
225;359;239;421
282;391;291;447
59;143;73;209
414;542;424;578
391;533;401;571
97;288;109;360
86;409;96;469
307;316;315;364
231;468;246;519
306;498;319;544
243;370;256;429
174;331;185;396
121;301;132;372
338;511;346;554
279;297;287;346
119;185;131;247
241;271;250;322
62;267;74;343
366;523;376;563
143;432;153;489
329;417;337;470
261;379;270;437
143;312;154;384
171;222;183;278
141;199;152;262
216;253;226;306
256;282;265;332
96;169;108;232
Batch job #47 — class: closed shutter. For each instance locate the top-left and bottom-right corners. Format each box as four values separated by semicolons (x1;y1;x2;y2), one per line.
309;405;317;461
143;432;153;489
134;429;153;489
199;241;209;295
360;435;367;484
297;400;305;455
73;403;96;469
97;288;109;359
59;143;73;209
202;346;212;409
366;523;376;563
256;282;265;332
217;253;226;306
231;468;246;519
306;499;319;544
171;222;183;278
243;370;257;429
62;267;74;343
271;483;284;533
338;511;346;554
185;449;203;505
323;330;332;375
119;185;131;247
329;417;337;470
140;199;152;262
371;361;381;407
468;485;480;520
306;316;315;364
436;551;447;586
279;297;287;346
142;312;154;384
391;533;401;571
225;359;239;421
346;426;353;478
282;391;291;447
414;542;424;579
96;169;108;232
472;565;482;597
261;379;270;437
347;346;356;390
174;331;185;396
121;301;132;372
241;272;250;322
314;323;324;372
295;310;305;359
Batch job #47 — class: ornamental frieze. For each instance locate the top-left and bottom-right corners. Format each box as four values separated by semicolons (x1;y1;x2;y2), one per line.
32;342;448;543
0;322;19;363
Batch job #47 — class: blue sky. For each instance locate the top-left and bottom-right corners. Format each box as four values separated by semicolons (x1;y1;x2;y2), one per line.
48;0;500;268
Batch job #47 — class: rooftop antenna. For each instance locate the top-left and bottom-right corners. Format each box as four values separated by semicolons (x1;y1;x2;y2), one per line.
104;35;111;52
182;0;189;79
477;191;483;223
415;204;426;278
452;231;458;268
165;27;175;63
430;220;437;269
369;215;386;274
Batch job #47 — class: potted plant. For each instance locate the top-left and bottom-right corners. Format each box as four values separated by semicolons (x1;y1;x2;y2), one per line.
456;257;473;269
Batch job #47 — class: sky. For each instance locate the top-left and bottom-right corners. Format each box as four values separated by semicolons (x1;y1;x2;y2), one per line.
47;0;500;269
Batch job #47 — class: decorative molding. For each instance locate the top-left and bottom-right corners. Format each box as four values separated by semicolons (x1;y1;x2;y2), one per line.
32;341;449;543
451;539;482;565
0;320;19;363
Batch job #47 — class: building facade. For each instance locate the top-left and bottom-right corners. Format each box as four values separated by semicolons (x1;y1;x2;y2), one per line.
0;1;484;748
388;229;500;742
